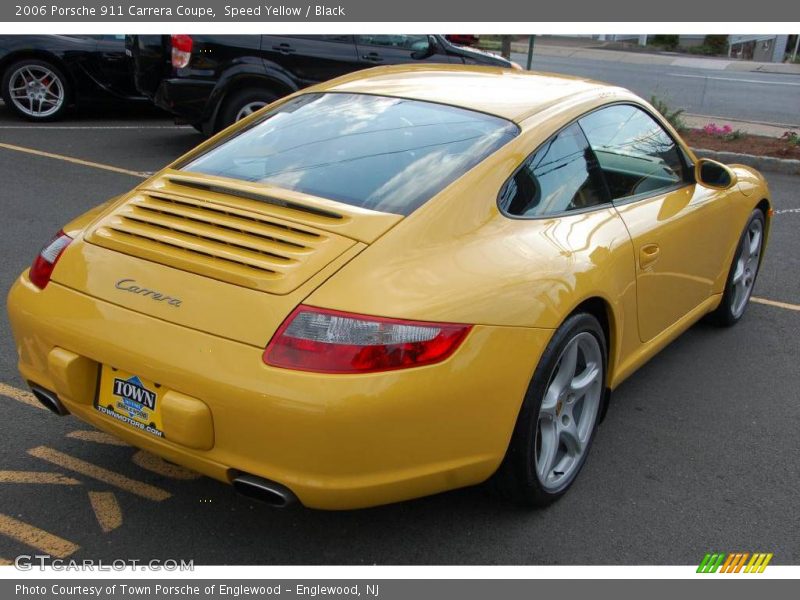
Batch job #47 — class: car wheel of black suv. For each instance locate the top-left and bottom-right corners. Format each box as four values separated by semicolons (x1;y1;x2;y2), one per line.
217;87;279;132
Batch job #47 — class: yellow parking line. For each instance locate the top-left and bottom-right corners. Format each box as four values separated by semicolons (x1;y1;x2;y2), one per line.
0;382;45;411
751;297;800;312
0;513;79;558
28;446;171;502
132;450;200;480
0;142;149;179
67;430;129;447
0;471;80;485
88;491;123;533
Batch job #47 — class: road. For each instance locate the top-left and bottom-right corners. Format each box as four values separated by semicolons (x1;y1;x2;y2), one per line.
511;51;800;126
0;105;798;565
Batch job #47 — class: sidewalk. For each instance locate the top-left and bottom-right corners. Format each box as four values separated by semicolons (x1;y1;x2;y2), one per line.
508;40;800;75
682;115;795;137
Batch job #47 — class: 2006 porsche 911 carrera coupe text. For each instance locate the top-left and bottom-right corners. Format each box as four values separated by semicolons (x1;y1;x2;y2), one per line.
7;65;770;509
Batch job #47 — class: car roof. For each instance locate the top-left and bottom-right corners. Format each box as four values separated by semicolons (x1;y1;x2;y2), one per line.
316;64;631;124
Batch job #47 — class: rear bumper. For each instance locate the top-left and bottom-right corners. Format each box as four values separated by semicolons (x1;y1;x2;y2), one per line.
153;78;215;125
8;273;551;509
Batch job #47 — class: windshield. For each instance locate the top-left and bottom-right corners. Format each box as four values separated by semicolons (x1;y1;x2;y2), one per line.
181;93;518;216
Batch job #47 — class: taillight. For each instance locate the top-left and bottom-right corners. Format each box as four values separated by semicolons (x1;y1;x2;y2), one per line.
263;306;472;374
171;34;193;69
29;230;72;289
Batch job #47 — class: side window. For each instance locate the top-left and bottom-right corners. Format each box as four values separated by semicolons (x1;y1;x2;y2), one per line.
355;35;430;52
78;35;124;41
499;123;609;218
290;35;352;44
579;105;686;201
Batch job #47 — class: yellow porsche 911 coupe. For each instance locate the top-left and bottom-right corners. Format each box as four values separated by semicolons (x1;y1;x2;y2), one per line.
8;65;770;509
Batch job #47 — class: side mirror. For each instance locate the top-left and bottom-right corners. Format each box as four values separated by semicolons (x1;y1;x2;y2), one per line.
695;158;737;190
411;35;437;60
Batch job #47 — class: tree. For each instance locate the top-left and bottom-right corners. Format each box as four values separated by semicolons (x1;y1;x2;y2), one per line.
501;36;512;59
703;35;729;55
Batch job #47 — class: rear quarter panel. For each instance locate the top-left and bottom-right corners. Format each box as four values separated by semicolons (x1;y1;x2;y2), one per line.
305;96;642;380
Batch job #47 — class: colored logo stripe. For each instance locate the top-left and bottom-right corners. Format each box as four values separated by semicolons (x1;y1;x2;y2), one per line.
697;552;773;573
697;553;726;573
720;553;749;573
745;553;773;573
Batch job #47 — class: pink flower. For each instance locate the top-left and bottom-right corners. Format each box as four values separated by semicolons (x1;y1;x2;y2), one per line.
703;123;734;137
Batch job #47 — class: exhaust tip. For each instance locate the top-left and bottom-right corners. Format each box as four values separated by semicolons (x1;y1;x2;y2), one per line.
29;385;69;416
232;473;297;508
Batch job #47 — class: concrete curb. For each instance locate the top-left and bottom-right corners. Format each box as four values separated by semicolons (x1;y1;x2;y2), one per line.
691;148;800;175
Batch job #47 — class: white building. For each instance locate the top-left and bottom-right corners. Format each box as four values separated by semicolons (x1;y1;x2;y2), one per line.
728;35;790;63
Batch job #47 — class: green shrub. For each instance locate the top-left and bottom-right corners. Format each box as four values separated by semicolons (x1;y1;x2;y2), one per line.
783;131;800;146
702;35;729;55
651;35;679;50
686;45;716;55
477;39;501;51
723;129;746;142
650;95;686;132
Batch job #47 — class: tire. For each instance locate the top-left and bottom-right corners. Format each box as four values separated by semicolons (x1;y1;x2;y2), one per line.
494;312;607;506
708;209;765;327
1;58;70;121
216;87;278;132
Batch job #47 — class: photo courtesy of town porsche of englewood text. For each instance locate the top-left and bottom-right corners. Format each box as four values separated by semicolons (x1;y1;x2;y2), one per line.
0;1;798;594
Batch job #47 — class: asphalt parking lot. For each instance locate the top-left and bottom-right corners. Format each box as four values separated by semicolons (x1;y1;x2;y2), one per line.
0;103;798;566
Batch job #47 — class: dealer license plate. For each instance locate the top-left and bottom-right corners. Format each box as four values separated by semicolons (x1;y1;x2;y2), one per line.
95;366;165;438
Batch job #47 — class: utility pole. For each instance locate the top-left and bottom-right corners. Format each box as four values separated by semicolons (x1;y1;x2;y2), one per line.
527;35;535;70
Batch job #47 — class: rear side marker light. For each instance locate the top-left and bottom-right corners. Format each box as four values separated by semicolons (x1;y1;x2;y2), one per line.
29;230;72;289
264;306;472;374
171;34;193;69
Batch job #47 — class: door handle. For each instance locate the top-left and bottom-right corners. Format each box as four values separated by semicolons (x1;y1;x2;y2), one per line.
272;43;296;55
361;52;383;63
639;244;660;269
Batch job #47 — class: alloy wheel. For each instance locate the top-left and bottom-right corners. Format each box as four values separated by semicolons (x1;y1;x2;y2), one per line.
235;101;268;121
730;217;763;319
535;331;603;492
8;64;65;118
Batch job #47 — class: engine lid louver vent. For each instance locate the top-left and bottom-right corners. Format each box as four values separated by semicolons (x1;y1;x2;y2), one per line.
86;179;357;295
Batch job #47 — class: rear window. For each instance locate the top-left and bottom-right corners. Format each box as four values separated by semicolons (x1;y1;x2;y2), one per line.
181;93;518;216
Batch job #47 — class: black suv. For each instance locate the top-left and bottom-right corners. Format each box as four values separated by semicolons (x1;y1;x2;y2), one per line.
128;34;517;135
